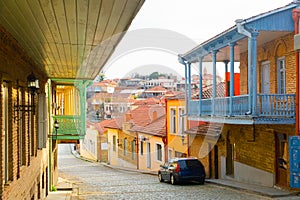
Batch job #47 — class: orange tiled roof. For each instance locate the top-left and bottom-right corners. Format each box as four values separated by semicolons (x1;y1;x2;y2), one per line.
132;98;160;105
129;115;166;137
185;122;223;138
103;118;123;129
193;82;225;99
129;104;165;127
145;86;168;92
96;119;116;133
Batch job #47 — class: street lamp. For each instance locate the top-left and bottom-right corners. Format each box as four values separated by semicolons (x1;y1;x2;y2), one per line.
14;73;39;121
27;73;39;94
54;120;59;140
181;134;188;145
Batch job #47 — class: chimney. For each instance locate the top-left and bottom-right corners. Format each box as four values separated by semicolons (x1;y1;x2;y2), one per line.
152;111;157;121
124;113;131;122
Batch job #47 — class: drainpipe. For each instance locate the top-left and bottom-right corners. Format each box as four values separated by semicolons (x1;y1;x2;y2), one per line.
136;132;139;169
164;97;168;162
235;19;252;115
293;8;300;135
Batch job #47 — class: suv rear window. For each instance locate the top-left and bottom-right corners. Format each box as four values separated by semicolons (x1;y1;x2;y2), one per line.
179;160;202;170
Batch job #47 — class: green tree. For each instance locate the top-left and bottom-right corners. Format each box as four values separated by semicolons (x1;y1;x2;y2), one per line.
149;72;159;79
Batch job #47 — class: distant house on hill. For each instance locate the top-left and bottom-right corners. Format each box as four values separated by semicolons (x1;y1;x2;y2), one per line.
144;86;168;97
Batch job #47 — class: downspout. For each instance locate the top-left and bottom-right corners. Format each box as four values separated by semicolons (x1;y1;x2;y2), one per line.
136;132;139;169
293;8;300;135
235;19;252;115
164;98;168;162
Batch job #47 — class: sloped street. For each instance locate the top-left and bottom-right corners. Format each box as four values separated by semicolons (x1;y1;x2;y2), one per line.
56;144;292;200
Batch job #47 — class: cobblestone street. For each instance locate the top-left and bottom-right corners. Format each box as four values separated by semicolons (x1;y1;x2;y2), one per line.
57;144;297;200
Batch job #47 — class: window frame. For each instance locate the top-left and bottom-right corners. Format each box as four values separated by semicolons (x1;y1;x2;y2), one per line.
170;107;177;134
155;143;163;162
178;107;186;135
277;57;286;94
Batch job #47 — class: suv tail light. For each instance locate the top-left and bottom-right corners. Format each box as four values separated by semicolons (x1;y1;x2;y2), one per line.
175;163;180;173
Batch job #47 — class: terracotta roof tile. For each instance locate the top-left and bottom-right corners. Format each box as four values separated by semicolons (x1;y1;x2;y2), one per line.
145;86;168;92
129;105;165;127
185;122;223;138
103;118;123;129
132;98;160;105
130;115;166;137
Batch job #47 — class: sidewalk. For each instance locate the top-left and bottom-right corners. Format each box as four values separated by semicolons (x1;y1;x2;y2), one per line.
46;150;300;199
206;179;300;198
46;177;73;200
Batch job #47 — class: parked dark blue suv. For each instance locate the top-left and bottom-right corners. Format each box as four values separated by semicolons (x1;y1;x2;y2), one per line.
158;157;206;185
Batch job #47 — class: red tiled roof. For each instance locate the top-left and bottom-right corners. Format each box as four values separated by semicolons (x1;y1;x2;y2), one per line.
185;122;223;138
103;118;123;129
96;119;116;133
103;104;165;131
145;86;168;92
128;104;165;127
193;82;225;99
129;115;166;137
132;98;160;105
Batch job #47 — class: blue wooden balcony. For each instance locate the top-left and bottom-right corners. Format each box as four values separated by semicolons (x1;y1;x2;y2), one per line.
51;115;85;140
188;94;296;124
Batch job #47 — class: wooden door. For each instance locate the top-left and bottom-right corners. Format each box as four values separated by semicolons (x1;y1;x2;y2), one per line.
275;133;288;187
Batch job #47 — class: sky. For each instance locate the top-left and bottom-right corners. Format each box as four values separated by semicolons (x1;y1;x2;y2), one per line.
102;0;293;79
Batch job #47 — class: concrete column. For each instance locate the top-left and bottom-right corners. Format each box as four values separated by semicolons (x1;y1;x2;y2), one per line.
252;31;259;115
247;37;252;114
187;62;192;114
212;50;218;115
199;57;203;115
229;42;236;116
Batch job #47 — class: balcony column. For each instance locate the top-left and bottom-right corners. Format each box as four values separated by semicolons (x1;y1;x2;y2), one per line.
212;50;218;115
251;31;259;116
224;60;229;96
247;37;253;114
187;62;192;113
183;60;191;115
198;56;203;115
229;42;236;116
179;56;190;116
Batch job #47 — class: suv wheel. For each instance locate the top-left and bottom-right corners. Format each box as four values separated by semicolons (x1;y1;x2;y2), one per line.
170;175;176;185
158;173;164;182
198;177;205;185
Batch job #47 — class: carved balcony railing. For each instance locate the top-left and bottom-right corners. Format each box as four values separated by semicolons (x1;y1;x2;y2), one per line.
51;115;85;140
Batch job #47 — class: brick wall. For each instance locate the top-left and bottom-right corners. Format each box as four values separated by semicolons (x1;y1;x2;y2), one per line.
189;123;294;181
240;33;295;94
0;25;49;199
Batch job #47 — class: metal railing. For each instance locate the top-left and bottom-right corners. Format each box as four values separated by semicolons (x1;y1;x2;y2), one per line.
189;94;295;117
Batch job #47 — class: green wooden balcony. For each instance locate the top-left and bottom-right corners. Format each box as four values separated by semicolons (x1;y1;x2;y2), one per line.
51;115;85;140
